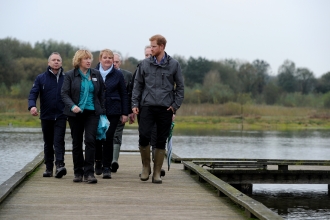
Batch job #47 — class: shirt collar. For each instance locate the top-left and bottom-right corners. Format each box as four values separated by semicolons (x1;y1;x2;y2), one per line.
153;53;166;65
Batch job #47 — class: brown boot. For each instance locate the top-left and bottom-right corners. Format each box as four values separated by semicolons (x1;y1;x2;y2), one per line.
152;148;165;184
139;145;151;181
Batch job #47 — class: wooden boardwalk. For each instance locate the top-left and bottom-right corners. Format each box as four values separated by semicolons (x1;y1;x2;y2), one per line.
0;153;248;220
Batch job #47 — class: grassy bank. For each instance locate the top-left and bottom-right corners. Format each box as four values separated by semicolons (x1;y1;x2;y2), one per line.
1;98;330;130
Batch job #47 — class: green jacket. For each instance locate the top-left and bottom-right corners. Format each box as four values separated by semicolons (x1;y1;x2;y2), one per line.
132;53;184;112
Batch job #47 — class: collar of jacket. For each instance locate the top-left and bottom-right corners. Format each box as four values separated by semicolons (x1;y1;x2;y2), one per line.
95;62;101;70
47;66;64;75
148;52;171;67
103;66;118;79
73;68;97;76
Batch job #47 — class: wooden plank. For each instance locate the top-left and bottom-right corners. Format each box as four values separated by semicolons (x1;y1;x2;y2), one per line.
183;161;283;220
209;169;330;184
193;160;330;166
0;151;44;204
174;157;330;166
0;153;248;220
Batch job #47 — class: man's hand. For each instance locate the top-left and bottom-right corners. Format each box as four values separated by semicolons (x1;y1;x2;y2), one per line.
167;106;175;113
132;107;139;115
30;107;38;116
129;113;135;124
172;114;176;122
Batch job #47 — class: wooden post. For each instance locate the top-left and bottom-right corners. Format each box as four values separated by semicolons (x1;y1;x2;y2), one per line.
278;165;288;171
217;189;226;197
241;184;253;194
198;176;206;183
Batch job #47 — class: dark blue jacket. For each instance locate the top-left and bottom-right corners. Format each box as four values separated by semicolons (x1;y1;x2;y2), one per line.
28;66;66;120
95;63;129;116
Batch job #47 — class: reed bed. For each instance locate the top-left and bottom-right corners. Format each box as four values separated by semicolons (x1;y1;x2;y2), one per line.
1;99;330;130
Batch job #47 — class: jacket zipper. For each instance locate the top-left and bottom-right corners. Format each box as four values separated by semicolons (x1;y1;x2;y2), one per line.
162;73;164;86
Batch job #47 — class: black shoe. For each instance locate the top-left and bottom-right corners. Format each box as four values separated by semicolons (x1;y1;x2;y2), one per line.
111;161;119;173
85;174;97;183
160;168;166;177
95;161;102;175
55;162;67;178
43;169;53;177
73;175;82;182
103;167;112;179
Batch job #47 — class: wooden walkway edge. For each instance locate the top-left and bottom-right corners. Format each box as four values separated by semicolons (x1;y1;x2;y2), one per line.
0;152;251;220
0;151;44;204
183;161;282;220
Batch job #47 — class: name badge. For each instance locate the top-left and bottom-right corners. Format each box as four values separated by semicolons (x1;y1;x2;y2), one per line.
92;78;97;81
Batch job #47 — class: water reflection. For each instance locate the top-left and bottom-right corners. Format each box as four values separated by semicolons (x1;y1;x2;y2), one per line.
253;184;330;219
1;127;330;219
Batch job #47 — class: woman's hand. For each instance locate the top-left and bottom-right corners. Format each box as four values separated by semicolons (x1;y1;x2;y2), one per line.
72;106;82;113
121;115;128;124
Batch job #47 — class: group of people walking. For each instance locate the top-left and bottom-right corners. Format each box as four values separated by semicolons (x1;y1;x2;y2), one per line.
28;34;184;184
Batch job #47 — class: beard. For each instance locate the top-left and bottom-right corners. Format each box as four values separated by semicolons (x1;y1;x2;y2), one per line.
152;50;161;57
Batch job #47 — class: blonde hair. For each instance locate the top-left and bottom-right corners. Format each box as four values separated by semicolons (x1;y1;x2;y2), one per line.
99;49;114;60
149;34;167;48
72;49;93;68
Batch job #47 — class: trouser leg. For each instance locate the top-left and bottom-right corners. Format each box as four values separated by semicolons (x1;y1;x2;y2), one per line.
53;118;67;164
113;121;125;163
102;115;120;168
68;116;85;176
83;111;99;176
41;119;55;170
154;108;173;150
150;123;157;161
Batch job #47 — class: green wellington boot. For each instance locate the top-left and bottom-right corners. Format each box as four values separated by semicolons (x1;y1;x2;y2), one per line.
139;145;151;181
152;148;166;177
152;148;165;184
111;144;120;172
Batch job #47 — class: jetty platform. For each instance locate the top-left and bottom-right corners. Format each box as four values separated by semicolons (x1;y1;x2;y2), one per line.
0;152;253;220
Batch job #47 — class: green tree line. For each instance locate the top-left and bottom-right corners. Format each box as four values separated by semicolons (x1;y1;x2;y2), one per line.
1;37;330;108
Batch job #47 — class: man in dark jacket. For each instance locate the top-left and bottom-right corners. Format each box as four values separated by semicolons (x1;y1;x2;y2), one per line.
129;46;167;178
111;52;133;172
28;52;67;178
132;34;184;184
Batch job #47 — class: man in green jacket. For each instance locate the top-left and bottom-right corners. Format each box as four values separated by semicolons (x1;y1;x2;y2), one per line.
132;34;184;184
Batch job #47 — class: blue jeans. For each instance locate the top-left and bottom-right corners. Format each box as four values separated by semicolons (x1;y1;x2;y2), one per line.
41;118;66;169
68;110;99;176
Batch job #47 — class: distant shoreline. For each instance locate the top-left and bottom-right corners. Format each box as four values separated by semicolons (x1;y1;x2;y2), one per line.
2;114;330;131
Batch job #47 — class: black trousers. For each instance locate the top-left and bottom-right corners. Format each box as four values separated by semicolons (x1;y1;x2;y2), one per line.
68;110;99;176
41;118;66;169
138;106;172;149
95;115;120;168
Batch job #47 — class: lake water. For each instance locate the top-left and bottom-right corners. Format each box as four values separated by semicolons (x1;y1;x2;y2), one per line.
1;126;330;219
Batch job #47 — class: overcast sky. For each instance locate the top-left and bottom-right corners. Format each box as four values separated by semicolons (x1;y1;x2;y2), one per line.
1;0;329;77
